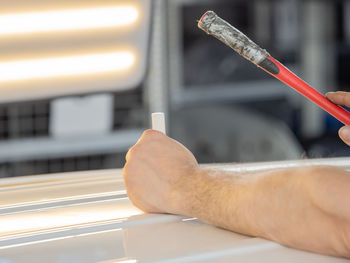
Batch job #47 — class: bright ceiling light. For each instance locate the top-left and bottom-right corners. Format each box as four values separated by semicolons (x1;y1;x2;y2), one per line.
0;51;135;82
0;6;139;36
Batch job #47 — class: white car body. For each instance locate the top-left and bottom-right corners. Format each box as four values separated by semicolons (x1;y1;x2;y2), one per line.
1;158;349;263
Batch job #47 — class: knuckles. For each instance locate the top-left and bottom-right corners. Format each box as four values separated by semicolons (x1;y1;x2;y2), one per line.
143;129;156;137
126;129;162;159
142;129;163;140
128;144;141;157
126;143;146;161
122;161;132;173
125;128;165;165
123;161;139;188
122;162;133;180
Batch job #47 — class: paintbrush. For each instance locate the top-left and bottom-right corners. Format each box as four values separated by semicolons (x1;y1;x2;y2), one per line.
198;11;350;125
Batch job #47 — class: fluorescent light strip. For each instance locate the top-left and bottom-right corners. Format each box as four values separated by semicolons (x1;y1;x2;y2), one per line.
0;52;135;82
0;6;138;35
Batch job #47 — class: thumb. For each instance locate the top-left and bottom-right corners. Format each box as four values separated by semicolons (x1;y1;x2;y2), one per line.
339;126;350;146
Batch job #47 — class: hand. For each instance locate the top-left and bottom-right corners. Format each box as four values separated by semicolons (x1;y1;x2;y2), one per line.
326;91;350;146
123;130;199;215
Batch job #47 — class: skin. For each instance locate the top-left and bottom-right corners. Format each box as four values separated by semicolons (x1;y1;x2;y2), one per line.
326;91;350;146
123;91;350;258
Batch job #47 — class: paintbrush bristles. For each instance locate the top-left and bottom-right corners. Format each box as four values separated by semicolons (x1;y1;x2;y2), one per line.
198;11;269;65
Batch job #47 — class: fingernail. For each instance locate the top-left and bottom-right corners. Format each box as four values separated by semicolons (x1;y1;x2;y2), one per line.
339;126;350;142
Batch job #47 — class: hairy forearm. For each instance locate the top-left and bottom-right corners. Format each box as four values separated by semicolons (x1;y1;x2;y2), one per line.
185;168;261;235
182;166;350;257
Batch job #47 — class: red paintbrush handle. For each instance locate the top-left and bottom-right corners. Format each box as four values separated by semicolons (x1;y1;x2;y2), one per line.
197;11;350;125
260;56;350;125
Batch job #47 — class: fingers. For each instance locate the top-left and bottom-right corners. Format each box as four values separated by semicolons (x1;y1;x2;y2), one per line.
142;129;166;139
339;126;350;146
326;91;350;146
326;91;350;107
125;145;137;162
125;129;165;162
123;160;161;213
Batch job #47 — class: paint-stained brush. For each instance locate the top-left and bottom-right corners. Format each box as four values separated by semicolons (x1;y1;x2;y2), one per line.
198;11;350;125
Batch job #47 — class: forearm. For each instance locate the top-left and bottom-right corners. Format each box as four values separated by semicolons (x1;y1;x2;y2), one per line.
184;168;262;236
182;166;350;257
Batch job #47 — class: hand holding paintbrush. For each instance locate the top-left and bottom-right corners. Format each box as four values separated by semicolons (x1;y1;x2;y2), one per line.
198;11;350;126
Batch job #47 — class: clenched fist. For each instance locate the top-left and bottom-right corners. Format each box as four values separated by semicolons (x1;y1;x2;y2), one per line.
123;130;199;215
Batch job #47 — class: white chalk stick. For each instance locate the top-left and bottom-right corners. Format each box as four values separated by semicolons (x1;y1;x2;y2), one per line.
152;112;166;134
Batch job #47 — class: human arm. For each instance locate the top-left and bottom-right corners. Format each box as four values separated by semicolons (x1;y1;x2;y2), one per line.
123;130;350;257
326;91;350;146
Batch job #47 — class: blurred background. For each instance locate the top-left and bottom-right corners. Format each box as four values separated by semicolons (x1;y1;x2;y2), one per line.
0;0;349;178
